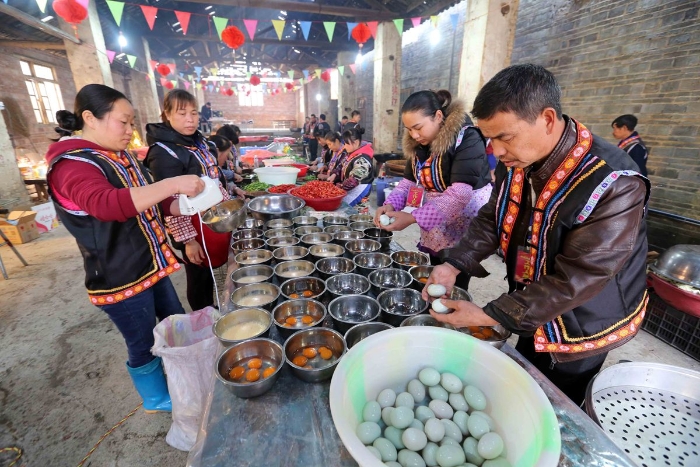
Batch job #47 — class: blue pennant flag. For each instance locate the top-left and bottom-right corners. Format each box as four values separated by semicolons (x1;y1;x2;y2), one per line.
302;69;309;79
450;14;459;29
299;21;311;41
194;66;202;78
346;22;357;40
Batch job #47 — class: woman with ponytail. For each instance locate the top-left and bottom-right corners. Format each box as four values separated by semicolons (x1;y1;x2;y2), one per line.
45;84;205;413
374;90;492;290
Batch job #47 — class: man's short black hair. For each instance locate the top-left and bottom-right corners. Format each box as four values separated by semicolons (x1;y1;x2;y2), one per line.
319;114;326;120
351;110;361;117
612;114;638;130
206;102;211;105
341;116;348;120
472;64;563;123
310;113;316;117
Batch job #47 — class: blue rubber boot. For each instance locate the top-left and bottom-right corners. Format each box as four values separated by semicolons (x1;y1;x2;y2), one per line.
126;357;172;413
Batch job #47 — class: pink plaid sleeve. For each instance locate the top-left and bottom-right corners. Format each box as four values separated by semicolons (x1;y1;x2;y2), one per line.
384;178;413;211
165;214;197;243
412;183;474;231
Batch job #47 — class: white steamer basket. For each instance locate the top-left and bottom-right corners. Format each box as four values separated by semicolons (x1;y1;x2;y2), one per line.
254;167;300;186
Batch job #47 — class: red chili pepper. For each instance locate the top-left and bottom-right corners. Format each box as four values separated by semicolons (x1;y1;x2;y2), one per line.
268;184;297;194
291;181;346;199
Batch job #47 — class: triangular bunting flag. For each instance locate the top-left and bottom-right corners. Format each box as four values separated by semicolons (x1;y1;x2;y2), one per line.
450;13;459;29
243;19;258;40
160;77;168;86
393;19;404;36
298;21;311;41
271;20;285;40
126;54;137;68
323;22;336;41
366;21;378;39
106;50;117;64
106;1;125;26
302;70;309;79
210;68;218;76
194;66;202;78
346;22;357;40
36;0;48;13
287;70;295;79
140;5;157;30
196;83;202;90
411;17;422;28
184;81;190;90
149;59;157;70
175;11;191;35
431;16;439;28
314;69;321;79
337;65;344;76
299;78;304;85
171;80;178;88
208;85;214;92
212;17;228;40
246;72;251;79
349;64;356;74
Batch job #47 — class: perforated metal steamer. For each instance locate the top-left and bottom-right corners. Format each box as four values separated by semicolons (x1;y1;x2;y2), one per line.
585;362;700;467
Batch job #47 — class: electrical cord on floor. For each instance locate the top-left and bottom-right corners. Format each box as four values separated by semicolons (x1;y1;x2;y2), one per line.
198;214;222;311
76;403;142;467
0;447;23;467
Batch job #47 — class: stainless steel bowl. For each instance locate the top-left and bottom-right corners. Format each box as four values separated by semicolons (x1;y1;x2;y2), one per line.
301;232;333;248
202;199;247;232
369;268;413;296
449;286;473;302
650;244;700;288
408;265;434;292
354;252;393;277
214;338;284;398
325;225;351;235
349;214;374;224
232;228;264;242
377;288;428;327
231;238;266;255
265;218;293;230
293;215;319;227
283;327;346;383
349;221;374;232
400;314;456;330
272;246;309;263
325;273;371;301
279;276;326;302
315;257;356;280
274;260;315;282
230;265;274;288
266;236;300;250
230;282;280;312
328;295;381;333
333;230;364;248
323;215;349;226
345;239;382;258
309;243;346;263
247;194;305;222
364;227;393;249
235;249;273;266
238;218;264;230
264;228;295;239
391;250;431;271
344;322;393;349
272;299;327;340
295;226;323;237
213;307;272;346
456;325;511;349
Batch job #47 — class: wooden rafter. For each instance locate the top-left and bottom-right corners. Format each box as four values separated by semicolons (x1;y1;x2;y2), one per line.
0;40;66;50
0;3;80;44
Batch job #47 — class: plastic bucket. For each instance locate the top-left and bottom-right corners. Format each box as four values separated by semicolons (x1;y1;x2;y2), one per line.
254;167;300;186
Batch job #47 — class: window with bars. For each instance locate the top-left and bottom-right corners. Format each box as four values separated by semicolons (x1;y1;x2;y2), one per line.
237;85;264;107
20;59;64;124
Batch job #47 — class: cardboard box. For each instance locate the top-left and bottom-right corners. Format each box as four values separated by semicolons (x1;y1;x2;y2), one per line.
0;211;40;244
32;202;59;233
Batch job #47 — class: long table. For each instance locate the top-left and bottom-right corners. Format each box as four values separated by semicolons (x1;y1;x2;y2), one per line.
187;236;635;467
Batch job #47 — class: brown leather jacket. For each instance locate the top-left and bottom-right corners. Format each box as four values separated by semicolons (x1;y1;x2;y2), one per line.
442;117;649;361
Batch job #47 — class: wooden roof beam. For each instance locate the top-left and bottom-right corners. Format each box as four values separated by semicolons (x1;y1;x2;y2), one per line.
0;40;66;50
170;0;394;20
148;33;357;51
0;3;80;44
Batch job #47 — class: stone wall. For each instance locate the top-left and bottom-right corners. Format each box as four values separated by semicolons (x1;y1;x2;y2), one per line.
512;0;700;221
202;85;300;130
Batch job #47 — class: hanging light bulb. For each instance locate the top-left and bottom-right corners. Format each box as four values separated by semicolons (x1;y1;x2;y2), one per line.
430;29;441;46
118;32;127;48
356;52;363;64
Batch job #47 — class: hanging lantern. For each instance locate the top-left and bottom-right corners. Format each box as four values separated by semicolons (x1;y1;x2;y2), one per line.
285;82;294;91
250;75;261;86
156;64;171;76
275;88;280;95
164;81;174;90
53;0;87;37
222;26;245;49
351;23;371;49
226;88;234;96
321;70;331;82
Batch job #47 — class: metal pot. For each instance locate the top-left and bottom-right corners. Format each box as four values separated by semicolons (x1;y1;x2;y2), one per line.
368;268;413;297
650;244;700;288
376;288;428;327
327;295;381;334
202;199;247;233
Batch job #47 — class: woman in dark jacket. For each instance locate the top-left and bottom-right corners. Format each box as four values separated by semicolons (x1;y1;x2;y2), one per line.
374;90;492;289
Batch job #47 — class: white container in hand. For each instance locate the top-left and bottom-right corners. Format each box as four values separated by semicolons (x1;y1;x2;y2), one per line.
254;167;300;186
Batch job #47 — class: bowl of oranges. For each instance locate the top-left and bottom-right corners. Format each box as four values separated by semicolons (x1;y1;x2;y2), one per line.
215;338;284;398
284;327;346;383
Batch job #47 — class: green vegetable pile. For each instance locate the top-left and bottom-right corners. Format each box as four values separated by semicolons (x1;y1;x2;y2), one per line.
303;174;317;182
244;181;272;192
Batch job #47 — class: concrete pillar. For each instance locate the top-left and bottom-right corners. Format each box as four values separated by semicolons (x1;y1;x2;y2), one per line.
457;0;519;109
337;51;356;123
137;39;162;126
0;110;31;209
372;23;402;153
61;0;114;89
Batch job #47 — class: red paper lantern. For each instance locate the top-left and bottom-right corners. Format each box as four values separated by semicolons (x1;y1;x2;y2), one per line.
53;0;87;25
351;23;371;48
321;70;331;82
285;82;294;90
226;88;234;96
156;64;171;76
164;81;174;90
275;88;280;94
222;26;245;49
250;75;261;86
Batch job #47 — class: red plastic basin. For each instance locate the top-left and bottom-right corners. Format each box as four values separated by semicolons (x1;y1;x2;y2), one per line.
289;188;345;211
648;272;700;317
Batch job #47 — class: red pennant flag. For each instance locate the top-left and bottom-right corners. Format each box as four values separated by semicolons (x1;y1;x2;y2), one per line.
349;64;356;74
140;5;157;30
366;21;378;39
174;10;191;35
149;59;158;70
411;17;422;28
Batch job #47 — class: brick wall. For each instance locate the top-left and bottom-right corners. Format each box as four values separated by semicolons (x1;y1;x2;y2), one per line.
202;86;300;130
512;0;700;221
354;51;376;143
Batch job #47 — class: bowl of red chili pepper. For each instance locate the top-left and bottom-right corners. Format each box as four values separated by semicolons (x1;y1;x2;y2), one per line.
267;184;298;194
290;181;346;211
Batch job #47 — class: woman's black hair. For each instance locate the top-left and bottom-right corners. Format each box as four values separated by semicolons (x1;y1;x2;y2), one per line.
161;89;197;124
401;89;452;117
342;128;363;145
324;131;342;143
210;135;232;153
55;84;129;132
215;124;240;145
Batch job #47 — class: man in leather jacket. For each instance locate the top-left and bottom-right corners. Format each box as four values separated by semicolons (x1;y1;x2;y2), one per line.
425;64;649;405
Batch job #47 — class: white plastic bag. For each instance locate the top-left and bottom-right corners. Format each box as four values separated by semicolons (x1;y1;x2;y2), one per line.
152;307;222;451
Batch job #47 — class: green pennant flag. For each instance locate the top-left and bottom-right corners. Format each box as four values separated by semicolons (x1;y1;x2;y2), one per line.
393;19;404;36
314;69;322;79
212;16;229;40
126;54;137;68
323;22;336;41
171;80;178;88
287;70;295;79
271;20;285;40
106;1;125;27
246;72;251;79
299;78;305;85
337;65;344;76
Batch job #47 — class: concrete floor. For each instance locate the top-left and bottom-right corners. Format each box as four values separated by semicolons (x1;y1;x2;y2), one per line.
1;221;699;466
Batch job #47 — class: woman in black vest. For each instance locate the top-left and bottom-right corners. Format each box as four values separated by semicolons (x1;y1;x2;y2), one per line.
46;84;204;412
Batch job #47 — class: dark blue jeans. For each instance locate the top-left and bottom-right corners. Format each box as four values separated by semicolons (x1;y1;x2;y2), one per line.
99;277;185;368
